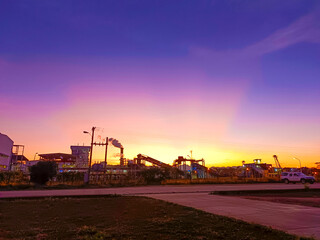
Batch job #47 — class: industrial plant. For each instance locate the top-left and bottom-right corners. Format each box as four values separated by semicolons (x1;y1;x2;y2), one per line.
1;130;319;185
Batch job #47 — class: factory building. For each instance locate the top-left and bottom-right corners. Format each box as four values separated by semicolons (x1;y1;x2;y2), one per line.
0;133;14;171
173;156;208;179
37;145;91;172
243;159;272;178
71;145;91;168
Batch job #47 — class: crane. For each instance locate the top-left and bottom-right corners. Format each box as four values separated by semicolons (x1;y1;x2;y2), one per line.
273;155;282;169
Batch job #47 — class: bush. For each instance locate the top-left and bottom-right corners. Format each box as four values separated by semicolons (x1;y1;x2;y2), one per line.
140;167;170;184
30;161;57;185
0;171;28;185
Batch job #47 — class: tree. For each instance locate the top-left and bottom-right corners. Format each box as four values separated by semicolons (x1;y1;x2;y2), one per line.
140;167;184;184
30;161;57;185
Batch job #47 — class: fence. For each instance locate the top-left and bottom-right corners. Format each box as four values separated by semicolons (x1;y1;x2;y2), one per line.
6;171;319;186
87;173;144;186
162;176;281;185
0;171;145;187
47;172;85;186
0;171;29;185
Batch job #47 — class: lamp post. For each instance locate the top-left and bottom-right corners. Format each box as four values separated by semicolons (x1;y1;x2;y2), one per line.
293;157;302;172
33;152;38;160
83;127;96;184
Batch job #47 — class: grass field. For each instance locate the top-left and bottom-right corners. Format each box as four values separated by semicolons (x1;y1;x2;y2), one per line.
0;196;311;240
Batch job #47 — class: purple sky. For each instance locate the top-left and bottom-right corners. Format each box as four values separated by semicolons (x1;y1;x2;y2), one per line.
0;0;319;166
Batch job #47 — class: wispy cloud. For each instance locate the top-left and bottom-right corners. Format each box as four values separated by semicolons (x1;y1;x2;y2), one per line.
244;10;320;56
190;9;320;59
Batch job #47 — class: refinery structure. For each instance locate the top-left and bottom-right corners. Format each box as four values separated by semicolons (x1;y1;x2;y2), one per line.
1;130;319;183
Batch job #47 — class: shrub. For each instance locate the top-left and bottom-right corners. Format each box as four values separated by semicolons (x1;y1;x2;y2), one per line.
140;167;170;184
78;226;108;240
30;161;57;185
0;171;28;185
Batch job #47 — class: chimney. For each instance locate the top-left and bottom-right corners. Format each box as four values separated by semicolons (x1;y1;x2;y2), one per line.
120;147;124;166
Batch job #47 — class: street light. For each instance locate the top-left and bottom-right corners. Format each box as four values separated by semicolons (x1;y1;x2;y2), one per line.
33;152;38;160
83;127;96;184
293;157;302;171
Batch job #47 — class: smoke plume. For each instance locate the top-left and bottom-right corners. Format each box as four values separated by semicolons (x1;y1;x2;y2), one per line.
108;138;123;148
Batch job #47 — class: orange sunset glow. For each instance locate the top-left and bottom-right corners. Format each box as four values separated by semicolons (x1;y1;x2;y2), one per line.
1;2;320;169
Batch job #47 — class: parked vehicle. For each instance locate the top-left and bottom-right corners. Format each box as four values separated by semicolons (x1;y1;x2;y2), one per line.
280;172;315;184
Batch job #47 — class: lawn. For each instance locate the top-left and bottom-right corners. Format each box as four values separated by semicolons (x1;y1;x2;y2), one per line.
0;196;311;240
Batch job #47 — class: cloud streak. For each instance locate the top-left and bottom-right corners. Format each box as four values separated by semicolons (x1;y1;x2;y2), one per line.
190;9;320;60
244;10;320;56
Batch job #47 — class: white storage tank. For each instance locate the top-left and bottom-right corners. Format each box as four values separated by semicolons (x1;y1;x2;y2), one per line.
0;133;14;171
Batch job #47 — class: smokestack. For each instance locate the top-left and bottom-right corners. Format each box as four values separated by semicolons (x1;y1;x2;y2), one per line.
120;147;124;166
108;138;124;165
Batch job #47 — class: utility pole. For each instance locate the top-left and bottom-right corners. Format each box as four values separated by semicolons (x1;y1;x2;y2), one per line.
83;129;122;183
86;126;96;184
104;137;108;174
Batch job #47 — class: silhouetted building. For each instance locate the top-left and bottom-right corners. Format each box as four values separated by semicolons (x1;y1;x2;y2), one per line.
70;145;90;169
11;145;29;172
243;159;272;178
173;156;207;179
0;133;14;171
38;153;76;172
37;145;91;172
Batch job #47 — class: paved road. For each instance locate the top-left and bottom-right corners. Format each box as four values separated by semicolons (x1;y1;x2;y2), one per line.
1;183;319;239
144;192;320;239
1;183;319;198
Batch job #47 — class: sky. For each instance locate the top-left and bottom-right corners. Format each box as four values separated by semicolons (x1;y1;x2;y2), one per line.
0;0;320;167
